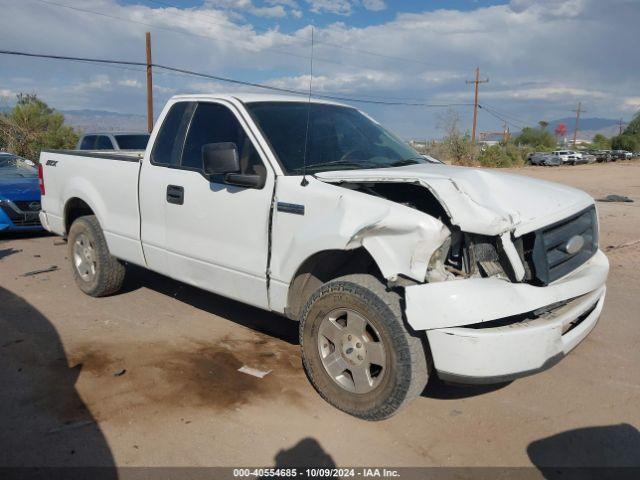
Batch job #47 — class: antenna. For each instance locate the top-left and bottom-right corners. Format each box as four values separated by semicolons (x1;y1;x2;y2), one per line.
300;26;315;187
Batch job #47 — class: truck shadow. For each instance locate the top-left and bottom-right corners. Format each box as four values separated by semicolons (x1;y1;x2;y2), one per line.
527;423;640;478
122;264;300;345
0;287;116;471
0;231;53;241
263;437;336;479
123;266;511;400
421;376;510;399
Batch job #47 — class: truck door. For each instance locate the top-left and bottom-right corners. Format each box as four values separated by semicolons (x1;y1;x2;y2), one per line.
139;100;274;309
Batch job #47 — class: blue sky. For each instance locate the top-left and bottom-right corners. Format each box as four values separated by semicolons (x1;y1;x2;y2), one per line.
118;1;510;30
1;0;639;139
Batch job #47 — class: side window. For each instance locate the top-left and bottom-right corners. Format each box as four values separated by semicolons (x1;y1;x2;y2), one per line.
181;102;263;175
151;102;195;166
95;136;113;150
80;135;97;149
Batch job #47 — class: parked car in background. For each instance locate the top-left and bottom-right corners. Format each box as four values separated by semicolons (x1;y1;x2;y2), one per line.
580;153;596;164
0;152;43;232
586;150;612;163
551;150;583;165
528;152;560;166
610;150;631;161
76;132;150;151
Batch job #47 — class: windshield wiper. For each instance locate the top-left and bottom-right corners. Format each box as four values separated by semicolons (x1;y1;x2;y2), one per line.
292;159;380;173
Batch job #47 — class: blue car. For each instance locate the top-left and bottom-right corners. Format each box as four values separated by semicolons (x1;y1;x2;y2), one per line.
0;153;43;232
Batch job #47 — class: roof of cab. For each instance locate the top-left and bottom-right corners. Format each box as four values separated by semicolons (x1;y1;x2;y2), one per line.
170;92;350;108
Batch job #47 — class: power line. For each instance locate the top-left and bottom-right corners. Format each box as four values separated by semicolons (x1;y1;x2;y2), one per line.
479;103;530;126
478;104;527;130
0;49;474;108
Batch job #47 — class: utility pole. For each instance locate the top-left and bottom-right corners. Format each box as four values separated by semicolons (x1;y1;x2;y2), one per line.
145;32;154;134
571;102;585;148
502;121;510;144
619;118;625;135
466;67;489;143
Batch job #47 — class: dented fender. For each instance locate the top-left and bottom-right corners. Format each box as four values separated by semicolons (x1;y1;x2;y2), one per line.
270;176;450;287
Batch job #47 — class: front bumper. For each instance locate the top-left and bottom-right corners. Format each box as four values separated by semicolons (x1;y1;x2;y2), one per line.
405;249;609;383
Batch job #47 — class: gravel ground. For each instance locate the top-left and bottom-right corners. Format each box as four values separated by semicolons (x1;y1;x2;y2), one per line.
1;161;639;470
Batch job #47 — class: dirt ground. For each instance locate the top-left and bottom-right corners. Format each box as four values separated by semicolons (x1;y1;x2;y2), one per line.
1;161;639;470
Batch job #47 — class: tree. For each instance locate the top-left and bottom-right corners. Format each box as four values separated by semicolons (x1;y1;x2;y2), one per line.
623;111;640;136
591;133;610;150
436;108;476;166
609;111;640;152
0;93;78;162
514;126;556;149
538;120;549;130
611;134;638;152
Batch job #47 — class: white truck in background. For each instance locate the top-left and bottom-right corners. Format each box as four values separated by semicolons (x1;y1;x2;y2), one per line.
39;94;609;420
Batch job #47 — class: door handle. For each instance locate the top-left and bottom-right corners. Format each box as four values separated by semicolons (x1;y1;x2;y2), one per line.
166;185;184;205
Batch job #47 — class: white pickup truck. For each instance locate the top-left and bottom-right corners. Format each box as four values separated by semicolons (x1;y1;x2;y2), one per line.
39;93;609;420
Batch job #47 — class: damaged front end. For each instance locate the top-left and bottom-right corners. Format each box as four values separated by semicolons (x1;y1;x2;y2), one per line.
335;180;523;286
315;170;608;383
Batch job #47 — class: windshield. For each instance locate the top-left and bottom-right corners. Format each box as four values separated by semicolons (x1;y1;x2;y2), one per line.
246;102;428;174
0;154;37;177
115;134;149;150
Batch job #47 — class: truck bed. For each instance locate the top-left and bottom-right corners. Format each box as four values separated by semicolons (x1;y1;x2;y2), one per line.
39;149;145;266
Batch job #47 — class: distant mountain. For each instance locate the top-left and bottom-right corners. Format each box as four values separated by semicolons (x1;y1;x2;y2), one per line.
61;109;147;133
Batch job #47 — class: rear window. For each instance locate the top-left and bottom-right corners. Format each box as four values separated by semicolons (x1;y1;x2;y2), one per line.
79;135;97;149
95;136;114;150
115;134;149;150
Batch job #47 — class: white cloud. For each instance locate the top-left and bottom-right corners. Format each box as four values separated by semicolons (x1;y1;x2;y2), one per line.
266;0;300;7
622;97;640;111
305;0;353;16
205;0;253;9
509;0;586;16
251;5;287;17
0;0;637;138
362;0;386;12
118;79;142;88
205;0;288;17
267;70;400;92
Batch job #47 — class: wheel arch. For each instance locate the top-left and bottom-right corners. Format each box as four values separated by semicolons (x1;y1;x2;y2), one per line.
64;196;98;235
284;247;385;321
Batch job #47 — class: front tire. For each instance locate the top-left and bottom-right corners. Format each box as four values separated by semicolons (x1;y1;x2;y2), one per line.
68;215;125;297
300;274;429;420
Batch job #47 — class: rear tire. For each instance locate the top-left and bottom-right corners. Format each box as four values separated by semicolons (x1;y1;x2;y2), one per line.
300;274;429;420
68;215;125;297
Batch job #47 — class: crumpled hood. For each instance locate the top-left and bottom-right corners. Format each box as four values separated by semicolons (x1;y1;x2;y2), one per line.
316;163;594;236
0;174;40;201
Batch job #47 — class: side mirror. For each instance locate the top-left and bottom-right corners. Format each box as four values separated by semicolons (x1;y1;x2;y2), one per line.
202;142;240;175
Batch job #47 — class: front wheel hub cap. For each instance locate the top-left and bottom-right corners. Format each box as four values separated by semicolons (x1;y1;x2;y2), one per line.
317;308;387;394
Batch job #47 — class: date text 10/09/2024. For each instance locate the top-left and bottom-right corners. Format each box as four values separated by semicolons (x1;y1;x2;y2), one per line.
233;468;401;478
